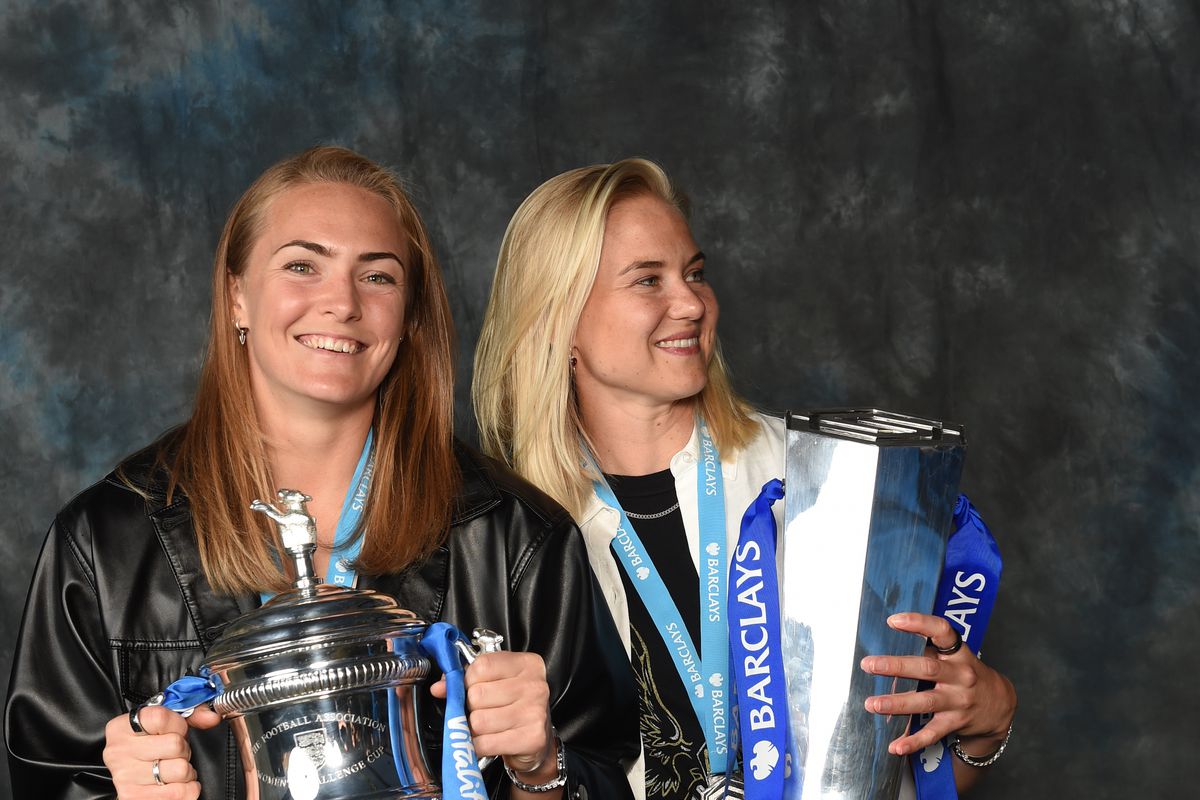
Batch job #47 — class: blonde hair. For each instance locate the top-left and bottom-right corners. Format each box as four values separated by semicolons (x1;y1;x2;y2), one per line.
473;158;756;517
165;146;459;595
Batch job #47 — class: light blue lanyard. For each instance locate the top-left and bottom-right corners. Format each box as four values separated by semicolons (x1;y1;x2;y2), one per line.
596;419;729;773
259;428;375;604
326;427;376;587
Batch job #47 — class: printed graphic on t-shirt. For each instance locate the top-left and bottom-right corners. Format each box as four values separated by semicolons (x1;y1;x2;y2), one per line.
632;626;709;798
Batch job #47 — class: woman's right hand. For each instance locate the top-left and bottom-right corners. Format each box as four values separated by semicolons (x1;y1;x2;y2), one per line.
102;703;221;798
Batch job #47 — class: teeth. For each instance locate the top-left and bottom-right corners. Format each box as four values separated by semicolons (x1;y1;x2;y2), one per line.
300;335;362;354
656;337;699;349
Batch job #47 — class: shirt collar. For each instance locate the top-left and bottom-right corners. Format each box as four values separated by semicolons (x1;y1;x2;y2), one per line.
581;417;741;528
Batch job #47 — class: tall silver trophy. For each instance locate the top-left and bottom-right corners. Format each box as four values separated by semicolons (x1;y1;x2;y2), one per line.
780;410;965;800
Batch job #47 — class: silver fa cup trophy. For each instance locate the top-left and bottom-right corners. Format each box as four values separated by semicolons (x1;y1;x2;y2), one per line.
196;489;498;800
780;410;965;800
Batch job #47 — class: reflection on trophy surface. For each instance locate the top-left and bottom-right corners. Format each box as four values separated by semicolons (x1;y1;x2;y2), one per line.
781;410;965;800
204;489;442;799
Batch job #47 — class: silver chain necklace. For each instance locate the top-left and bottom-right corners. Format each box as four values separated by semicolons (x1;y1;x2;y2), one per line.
622;501;681;520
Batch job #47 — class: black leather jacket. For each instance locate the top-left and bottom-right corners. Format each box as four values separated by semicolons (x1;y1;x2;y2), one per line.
5;436;637;799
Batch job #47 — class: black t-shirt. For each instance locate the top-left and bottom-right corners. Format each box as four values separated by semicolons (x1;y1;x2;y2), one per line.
606;469;711;799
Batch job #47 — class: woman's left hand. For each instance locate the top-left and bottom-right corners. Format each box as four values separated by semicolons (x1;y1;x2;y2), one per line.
860;612;1016;757
430;651;557;779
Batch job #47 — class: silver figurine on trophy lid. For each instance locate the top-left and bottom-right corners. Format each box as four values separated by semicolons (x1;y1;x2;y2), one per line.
197;489;498;800
780;410;965;800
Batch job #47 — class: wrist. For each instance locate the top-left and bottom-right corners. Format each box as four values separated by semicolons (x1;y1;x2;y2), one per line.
953;721;1013;768
955;708;1015;755
960;672;1017;748
505;729;567;793
954;731;1005;757
509;738;557;783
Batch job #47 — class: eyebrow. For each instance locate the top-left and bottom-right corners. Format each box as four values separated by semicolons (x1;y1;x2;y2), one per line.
360;251;406;266
618;250;706;276
274;240;405;267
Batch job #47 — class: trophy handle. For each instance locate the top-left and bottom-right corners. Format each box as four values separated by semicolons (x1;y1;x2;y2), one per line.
452;628;505;664
450;628;505;772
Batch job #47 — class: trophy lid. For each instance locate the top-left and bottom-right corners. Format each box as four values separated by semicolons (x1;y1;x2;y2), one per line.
787;408;965;446
203;490;430;717
204;582;428;668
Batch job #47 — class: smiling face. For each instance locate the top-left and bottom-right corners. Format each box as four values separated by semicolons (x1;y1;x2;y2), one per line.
229;181;408;420
571;193;718;415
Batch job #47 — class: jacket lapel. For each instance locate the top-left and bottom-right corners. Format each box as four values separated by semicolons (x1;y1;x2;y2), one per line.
366;442;499;623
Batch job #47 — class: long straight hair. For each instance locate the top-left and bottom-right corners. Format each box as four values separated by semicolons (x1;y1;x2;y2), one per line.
473;159;757;518
168;146;459;595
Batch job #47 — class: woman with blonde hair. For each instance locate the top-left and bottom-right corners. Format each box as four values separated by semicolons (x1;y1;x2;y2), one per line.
473;159;1017;799
6;146;637;799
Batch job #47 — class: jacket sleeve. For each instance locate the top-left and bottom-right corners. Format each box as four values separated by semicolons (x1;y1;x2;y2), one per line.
5;511;121;799
503;512;639;800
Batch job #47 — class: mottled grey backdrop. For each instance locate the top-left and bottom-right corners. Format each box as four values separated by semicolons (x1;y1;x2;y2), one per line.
2;0;1197;797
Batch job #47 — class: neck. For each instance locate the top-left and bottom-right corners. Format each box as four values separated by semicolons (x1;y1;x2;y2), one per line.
255;396;375;544
579;395;696;476
265;419;372;486
252;382;375;466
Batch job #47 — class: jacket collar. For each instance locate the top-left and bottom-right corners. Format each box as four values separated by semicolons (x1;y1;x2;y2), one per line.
450;440;503;525
105;431;180;510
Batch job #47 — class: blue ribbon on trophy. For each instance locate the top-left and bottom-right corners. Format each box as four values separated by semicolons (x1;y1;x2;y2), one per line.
421;622;488;800
728;478;794;799
910;495;1002;800
151;666;223;715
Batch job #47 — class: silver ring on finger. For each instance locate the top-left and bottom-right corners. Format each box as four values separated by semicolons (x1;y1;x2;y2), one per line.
128;705;147;735
931;628;963;656
152;759;165;786
129;692;165;735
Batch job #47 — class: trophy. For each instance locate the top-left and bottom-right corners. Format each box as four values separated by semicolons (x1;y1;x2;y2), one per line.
780;410;965;800
193;489;498;800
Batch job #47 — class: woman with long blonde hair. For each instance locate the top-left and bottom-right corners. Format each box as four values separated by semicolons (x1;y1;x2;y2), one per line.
7;146;637;800
474;159;1017;799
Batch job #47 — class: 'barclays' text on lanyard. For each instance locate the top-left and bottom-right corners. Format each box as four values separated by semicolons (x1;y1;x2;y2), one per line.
596;419;730;774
